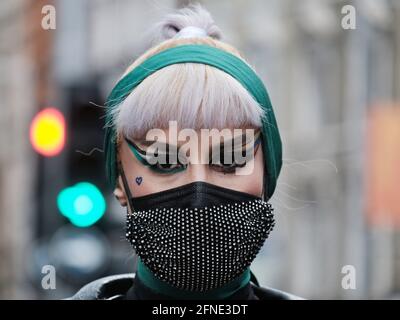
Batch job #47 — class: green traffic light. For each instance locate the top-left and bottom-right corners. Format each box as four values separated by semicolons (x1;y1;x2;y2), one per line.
57;182;106;227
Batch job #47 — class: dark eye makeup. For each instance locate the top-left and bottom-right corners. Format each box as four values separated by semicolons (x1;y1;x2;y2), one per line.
124;133;261;175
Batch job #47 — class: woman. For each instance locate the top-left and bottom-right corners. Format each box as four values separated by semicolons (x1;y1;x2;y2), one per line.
70;4;301;300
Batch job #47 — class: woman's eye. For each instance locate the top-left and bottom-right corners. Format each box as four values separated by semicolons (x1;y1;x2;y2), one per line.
145;154;187;174
209;149;248;172
210;161;247;173
151;162;185;173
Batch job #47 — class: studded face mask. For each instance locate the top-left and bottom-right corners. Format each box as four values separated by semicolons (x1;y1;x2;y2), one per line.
120;167;275;292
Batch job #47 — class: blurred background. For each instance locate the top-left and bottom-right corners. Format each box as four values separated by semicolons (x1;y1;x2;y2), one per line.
0;0;399;299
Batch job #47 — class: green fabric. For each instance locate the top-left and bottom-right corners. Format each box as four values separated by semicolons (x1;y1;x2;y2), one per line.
136;257;251;300
104;44;282;199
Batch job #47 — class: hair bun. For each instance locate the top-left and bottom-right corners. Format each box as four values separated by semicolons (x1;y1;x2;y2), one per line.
174;26;208;39
150;4;222;45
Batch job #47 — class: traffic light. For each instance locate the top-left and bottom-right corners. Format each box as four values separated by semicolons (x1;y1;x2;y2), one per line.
57;182;106;227
66;84;106;189
30;107;66;157
58;83;108;227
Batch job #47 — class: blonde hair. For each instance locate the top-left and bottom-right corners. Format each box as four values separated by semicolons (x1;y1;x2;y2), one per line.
111;4;265;143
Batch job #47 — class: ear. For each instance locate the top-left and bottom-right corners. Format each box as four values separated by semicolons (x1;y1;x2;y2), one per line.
113;175;128;207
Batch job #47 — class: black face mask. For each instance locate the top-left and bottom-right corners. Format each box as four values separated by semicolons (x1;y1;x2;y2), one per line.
120;165;275;292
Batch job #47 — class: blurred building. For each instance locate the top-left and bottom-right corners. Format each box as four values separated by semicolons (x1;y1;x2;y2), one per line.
0;0;399;299
0;0;40;299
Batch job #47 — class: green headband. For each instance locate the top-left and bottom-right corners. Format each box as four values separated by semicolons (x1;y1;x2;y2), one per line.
104;44;282;199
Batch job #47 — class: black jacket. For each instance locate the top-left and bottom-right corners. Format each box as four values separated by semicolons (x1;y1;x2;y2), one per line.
67;273;303;300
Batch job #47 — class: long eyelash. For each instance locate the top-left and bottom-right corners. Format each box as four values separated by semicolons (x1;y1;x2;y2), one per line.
149;164;186;174
125;138;186;174
210;136;261;174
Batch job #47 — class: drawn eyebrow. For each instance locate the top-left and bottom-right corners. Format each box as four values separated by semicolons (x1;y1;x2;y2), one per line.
133;139;179;154
125;137;147;155
213;131;261;152
125;137;176;158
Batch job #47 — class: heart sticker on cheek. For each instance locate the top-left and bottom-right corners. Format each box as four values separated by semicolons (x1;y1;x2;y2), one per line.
135;177;143;185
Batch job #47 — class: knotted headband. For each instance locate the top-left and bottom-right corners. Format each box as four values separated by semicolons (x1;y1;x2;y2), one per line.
104;44;282;199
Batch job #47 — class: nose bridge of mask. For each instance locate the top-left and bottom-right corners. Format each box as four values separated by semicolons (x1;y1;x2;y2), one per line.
130;181;261;211
118;160;263;211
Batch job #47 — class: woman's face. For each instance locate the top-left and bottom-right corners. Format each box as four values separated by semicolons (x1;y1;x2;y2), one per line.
113;128;264;209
